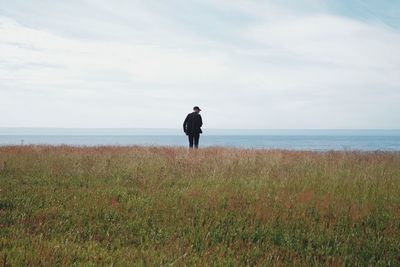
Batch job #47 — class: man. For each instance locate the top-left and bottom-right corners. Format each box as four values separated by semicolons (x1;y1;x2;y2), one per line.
183;106;203;149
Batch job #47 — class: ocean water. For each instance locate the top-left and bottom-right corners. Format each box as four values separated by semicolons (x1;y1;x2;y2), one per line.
0;128;399;151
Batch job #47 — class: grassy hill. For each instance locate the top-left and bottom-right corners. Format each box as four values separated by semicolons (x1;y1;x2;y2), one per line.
1;146;399;266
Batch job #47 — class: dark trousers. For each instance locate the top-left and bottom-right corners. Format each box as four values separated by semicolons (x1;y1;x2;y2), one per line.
188;133;200;148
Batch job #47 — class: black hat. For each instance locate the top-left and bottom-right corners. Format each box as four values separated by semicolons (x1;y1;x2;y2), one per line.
193;106;201;111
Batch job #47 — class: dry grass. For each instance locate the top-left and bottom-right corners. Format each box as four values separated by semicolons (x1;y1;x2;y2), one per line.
1;145;400;266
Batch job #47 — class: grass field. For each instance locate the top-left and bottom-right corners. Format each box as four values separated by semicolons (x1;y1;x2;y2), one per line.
1;146;400;266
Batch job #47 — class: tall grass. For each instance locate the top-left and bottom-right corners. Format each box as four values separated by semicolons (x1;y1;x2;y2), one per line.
1;145;399;266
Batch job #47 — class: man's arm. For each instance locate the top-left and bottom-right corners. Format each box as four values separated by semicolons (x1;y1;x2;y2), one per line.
199;115;203;127
183;114;189;134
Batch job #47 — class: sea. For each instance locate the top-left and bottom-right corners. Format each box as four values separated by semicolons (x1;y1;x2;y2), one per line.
0;128;399;151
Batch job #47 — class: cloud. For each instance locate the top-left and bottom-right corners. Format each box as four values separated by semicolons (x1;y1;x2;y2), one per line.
0;16;228;84
0;1;400;128
247;14;400;68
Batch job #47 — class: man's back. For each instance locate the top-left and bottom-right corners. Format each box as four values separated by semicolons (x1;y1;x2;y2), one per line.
183;112;203;134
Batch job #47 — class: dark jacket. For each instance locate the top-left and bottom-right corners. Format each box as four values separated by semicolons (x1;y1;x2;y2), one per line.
183;112;203;135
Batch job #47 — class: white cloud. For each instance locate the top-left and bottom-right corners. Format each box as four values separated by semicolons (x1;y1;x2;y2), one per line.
247;14;400;68
0;17;228;85
0;1;400;129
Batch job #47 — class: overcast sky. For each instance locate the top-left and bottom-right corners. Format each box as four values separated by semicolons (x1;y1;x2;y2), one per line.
0;0;399;129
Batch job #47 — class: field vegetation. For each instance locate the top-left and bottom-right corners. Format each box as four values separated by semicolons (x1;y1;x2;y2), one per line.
1;145;400;266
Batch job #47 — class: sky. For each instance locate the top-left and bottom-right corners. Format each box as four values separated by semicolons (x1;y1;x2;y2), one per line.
0;0;399;129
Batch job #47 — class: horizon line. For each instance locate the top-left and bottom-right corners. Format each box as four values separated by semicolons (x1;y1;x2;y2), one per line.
1;127;400;130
